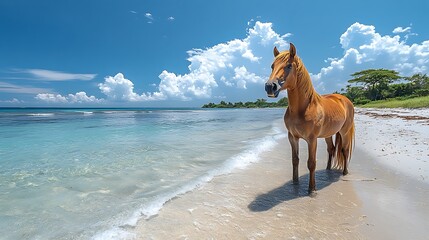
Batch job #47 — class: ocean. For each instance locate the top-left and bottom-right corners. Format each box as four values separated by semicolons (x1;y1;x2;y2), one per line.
0;108;287;239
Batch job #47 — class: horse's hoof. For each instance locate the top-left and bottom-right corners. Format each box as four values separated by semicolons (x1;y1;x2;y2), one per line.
343;169;349;175
308;190;317;197
293;179;299;185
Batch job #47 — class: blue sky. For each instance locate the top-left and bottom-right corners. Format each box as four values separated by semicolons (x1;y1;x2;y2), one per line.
1;0;428;107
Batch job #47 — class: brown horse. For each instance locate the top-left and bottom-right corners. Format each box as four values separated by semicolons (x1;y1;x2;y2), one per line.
265;43;355;194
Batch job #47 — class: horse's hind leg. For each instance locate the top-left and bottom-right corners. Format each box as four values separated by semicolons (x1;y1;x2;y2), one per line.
288;132;299;183
325;137;334;170
341;149;349;175
340;132;353;175
342;144;351;175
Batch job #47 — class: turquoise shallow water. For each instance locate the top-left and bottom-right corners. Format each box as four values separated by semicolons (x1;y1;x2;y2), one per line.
0;108;286;239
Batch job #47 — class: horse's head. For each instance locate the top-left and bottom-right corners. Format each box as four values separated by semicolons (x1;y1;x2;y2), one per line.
265;43;298;98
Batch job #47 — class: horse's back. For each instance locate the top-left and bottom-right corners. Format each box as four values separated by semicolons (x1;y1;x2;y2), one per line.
321;93;354;117
321;93;353;105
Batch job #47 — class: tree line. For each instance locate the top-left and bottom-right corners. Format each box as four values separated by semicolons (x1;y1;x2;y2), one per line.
202;97;288;108
341;69;429;105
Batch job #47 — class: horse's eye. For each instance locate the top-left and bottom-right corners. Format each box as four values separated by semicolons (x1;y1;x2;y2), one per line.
287;64;292;69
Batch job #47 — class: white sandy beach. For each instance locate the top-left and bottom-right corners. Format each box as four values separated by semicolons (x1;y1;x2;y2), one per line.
132;108;429;239
355;108;429;183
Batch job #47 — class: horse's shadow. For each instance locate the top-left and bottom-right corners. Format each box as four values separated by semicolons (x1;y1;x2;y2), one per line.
248;170;342;212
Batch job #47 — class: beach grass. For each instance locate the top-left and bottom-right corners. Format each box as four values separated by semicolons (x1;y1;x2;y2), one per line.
360;95;429;108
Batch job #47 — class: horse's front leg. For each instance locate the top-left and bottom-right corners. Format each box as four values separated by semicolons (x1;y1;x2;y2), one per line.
288;132;299;183
307;137;317;193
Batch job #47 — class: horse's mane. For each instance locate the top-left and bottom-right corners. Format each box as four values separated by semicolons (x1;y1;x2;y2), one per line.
276;51;320;100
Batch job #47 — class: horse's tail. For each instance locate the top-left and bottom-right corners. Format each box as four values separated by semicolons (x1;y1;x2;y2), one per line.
333;122;355;169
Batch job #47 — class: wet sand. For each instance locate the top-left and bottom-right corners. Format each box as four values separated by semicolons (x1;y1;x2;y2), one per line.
133;108;429;239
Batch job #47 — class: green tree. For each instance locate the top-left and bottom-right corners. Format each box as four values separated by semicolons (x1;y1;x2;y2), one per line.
202;102;216;108
202;97;288;108
387;83;414;98
244;101;255;108
343;84;366;103
255;99;267;108
348;69;402;100
406;73;429;96
234;101;244;108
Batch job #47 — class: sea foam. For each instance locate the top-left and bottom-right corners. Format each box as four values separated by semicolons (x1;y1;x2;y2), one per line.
27;113;55;117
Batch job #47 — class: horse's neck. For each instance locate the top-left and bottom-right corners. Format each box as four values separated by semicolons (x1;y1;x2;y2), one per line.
287;77;318;114
287;89;310;114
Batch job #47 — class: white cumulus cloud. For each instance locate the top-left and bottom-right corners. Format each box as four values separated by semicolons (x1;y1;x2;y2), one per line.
157;70;216;100
311;22;429;93
35;92;102;103
35;93;68;103
98;73;165;101
67;92;103;103
232;66;264;89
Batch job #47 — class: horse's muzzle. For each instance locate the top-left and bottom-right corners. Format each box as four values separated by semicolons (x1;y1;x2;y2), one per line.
265;82;280;98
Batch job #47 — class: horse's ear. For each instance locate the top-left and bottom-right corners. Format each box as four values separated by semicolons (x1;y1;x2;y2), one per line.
273;46;280;57
289;43;296;59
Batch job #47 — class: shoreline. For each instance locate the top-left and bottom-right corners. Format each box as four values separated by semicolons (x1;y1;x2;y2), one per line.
132;108;429;239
